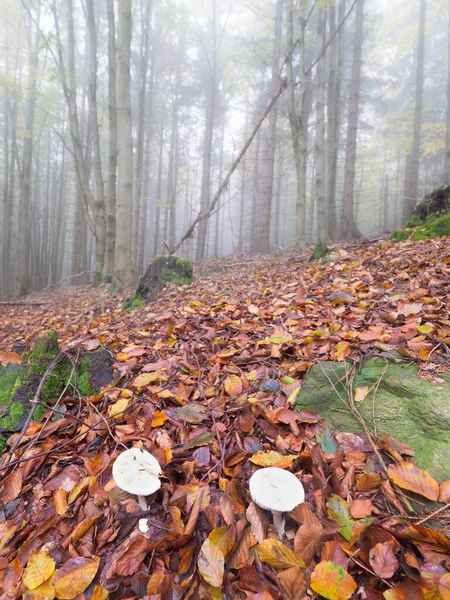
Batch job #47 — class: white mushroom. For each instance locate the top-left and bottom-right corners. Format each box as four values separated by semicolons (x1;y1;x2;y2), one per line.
249;467;305;538
112;447;162;534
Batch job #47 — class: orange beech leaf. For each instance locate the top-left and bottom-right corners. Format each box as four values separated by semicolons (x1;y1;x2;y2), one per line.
310;561;357;600
369;542;399;579
439;480;450;503
208;525;236;557
277;566;306;600
224;374;243;396
1;470;22;504
250;450;298;468
388;462;439;501
0;351;21;366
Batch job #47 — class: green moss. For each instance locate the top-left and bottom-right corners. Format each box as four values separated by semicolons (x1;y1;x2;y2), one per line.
391;229;412;242
0;434;6;452
311;242;329;260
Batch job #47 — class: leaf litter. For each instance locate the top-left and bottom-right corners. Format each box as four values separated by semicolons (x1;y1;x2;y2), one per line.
0;238;450;599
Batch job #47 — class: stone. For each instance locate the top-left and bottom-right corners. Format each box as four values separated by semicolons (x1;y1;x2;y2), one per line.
296;357;450;482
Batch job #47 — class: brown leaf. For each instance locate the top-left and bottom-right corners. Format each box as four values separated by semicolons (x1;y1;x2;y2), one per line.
227;527;257;570
0;351;21;366
224;374;243;396
277;566;306;600
350;499;373;519
208;525;236;557
439;573;450;600
246;501;267;543
388;462;439;501
197;539;224;588
115;534;150;576
2;470;22;504
369;542;399;579
53;557;100;600
294;523;323;566
439;480;450;503
394;579;425;600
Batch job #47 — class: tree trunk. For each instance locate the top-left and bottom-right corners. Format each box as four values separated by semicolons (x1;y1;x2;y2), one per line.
342;0;365;240
18;10;40;296
403;0;426;220
444;0;450;182
104;0;117;283
133;0;152;268
259;0;283;253
314;7;328;244
114;0;134;289
287;0;306;249
153;120;165;257
86;0;106;285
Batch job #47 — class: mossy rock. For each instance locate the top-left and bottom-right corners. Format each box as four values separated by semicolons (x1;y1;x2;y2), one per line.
310;242;329;261
125;255;194;309
0;333;115;450
392;184;450;242
296;357;450;482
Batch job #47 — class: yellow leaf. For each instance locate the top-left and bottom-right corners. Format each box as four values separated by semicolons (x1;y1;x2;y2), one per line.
54;489;68;516
354;386;369;403
151;410;167;427
248;304;259;315
250;450;298;469
224;374;243;396
388;462;439;501
197;539;224;588
109;397;130;419
68;476;91;504
310;561;356;600
23;551;56;590
132;372;168;387
53;557;100;600
257;539;305;570
24;574;55;600
90;586;109;600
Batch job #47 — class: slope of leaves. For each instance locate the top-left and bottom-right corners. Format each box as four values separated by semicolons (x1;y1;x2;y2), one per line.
0;237;450;600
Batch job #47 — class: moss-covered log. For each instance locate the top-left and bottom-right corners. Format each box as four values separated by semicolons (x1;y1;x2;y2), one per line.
125;255;194;309
0;332;115;451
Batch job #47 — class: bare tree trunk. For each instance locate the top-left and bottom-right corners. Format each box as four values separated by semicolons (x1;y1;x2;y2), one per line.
342;0;364;240
133;0;152;268
1;87;10;299
403;0;426;220
259;0;283;253
273;143;284;248
86;0;106;285
444;0;450;182
315;7;328;244
18;9;40;296
153;121;164;257
113;0;134;289
250;129;262;253
196;0;217;262
287;0;306;249
104;0;117;282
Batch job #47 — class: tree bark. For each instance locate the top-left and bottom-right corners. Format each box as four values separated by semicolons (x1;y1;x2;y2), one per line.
18;8;40;296
342;0;365;240
403;0;426;220
113;0;134;289
86;0;106;286
286;0;306;249
104;0;117;283
259;0;283;253
444;0;450;182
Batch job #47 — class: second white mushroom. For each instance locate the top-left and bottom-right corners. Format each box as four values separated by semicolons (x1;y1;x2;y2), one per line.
249;466;305;538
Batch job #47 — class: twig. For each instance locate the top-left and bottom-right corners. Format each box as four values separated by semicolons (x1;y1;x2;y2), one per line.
416;501;450;526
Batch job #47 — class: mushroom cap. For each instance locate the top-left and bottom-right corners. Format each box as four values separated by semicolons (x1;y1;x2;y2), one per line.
249;467;305;513
112;447;162;496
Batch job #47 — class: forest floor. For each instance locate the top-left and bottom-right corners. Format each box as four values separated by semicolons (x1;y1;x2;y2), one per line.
1;236;450;600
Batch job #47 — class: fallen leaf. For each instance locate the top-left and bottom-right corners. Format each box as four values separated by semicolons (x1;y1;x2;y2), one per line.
224;374;243;396
0;351;21;366
197;539;224;588
369;542;399;579
53;556;100;599
257;539;305;570
388;462;439;501
310;561;357;600
23;551;56;590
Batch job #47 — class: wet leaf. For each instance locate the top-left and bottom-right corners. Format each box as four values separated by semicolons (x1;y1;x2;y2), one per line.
208;525;236;557
2;470;22;504
176;402;208;423
369;542;399;579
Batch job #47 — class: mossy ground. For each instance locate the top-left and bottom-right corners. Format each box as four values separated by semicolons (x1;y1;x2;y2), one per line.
0;333;98;446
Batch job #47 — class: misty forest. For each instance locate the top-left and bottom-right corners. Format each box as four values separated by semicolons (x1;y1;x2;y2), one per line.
0;0;448;295
2;1;450;599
